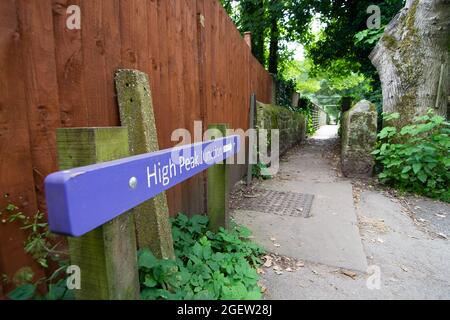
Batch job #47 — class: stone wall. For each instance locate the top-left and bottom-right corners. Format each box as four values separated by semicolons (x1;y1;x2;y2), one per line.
256;101;306;156
341;100;378;177
311;103;328;131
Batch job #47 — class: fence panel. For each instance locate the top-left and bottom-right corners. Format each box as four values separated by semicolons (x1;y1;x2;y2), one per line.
0;0;273;292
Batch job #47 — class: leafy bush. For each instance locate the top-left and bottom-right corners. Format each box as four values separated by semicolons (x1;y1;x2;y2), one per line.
274;76;296;109
7;276;74;301
297;97;317;136
372;111;450;202
138;214;265;300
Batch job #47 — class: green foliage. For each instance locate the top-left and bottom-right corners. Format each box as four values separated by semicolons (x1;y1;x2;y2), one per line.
139;214;265;300
355;28;385;46
220;0;314;74
306;0;405;78
274;75;297;108
0;203;57;268
252;162;272;180
7;277;74;301
282;58;373;115
297;97;317;136
372;111;450;202
305;113;316;136
1;201;73;300
304;0;405;108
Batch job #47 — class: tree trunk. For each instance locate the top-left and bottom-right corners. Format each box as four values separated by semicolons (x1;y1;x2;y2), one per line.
268;17;279;74
268;0;280;75
252;0;266;67
370;0;450;128
240;0;266;66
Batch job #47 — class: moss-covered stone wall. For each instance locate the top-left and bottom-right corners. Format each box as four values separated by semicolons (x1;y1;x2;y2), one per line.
256;102;306;156
341;100;378;177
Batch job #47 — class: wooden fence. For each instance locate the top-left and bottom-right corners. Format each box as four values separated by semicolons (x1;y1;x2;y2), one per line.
0;0;273;293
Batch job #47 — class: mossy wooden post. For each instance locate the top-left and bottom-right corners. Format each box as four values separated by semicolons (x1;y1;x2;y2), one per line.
56;128;140;300
247;94;256;186
115;69;174;260
207;124;229;232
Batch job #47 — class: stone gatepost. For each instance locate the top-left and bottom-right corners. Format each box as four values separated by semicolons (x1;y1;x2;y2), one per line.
341;100;377;177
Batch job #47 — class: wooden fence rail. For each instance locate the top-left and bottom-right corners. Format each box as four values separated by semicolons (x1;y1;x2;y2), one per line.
0;0;273;294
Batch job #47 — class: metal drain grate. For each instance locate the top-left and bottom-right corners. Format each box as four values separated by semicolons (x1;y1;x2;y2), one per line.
240;189;314;217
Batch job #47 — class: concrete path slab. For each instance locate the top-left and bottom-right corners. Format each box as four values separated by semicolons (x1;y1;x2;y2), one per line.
232;125;368;272
234;180;368;272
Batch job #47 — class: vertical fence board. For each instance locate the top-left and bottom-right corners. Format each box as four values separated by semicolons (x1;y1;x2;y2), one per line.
82;0;121;126
0;0;44;295
17;0;62;212
52;0;88;128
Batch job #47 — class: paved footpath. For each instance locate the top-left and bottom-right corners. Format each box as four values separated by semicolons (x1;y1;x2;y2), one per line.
230;125;450;299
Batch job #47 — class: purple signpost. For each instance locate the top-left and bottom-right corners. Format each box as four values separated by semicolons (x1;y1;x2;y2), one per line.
45;135;240;237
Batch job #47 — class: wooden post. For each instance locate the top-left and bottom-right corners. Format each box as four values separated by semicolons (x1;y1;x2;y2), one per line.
244;32;252;49
115;69;175;260
247;94;256;185
271;74;277;105
56;128;140;300
207;124;229;232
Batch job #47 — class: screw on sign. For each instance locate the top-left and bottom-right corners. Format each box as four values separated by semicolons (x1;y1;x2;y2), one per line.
45;135;240;237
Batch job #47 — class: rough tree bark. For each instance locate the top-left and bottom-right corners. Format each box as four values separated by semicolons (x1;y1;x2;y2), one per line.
370;0;450;127
268;10;279;74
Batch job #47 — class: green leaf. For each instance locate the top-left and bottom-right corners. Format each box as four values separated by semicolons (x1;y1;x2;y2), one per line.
192;242;203;258
402;166;412;174
8;284;37;300
143;275;158;288
412;163;422;174
417;172;427;183
45;280;68;300
378;127;396;139
379;172;388;179
138;250;158;269
383;113;400;121
444;158;450;167
245;289;262;300
141;288;162;300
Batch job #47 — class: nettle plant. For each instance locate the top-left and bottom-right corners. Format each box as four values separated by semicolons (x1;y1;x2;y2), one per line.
0;201;72;300
138;214;265;300
372;110;450;202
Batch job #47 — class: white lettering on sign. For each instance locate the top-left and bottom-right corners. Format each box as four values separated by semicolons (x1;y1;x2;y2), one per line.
146;143;232;189
223;143;233;153
179;153;202;173
147;158;178;188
